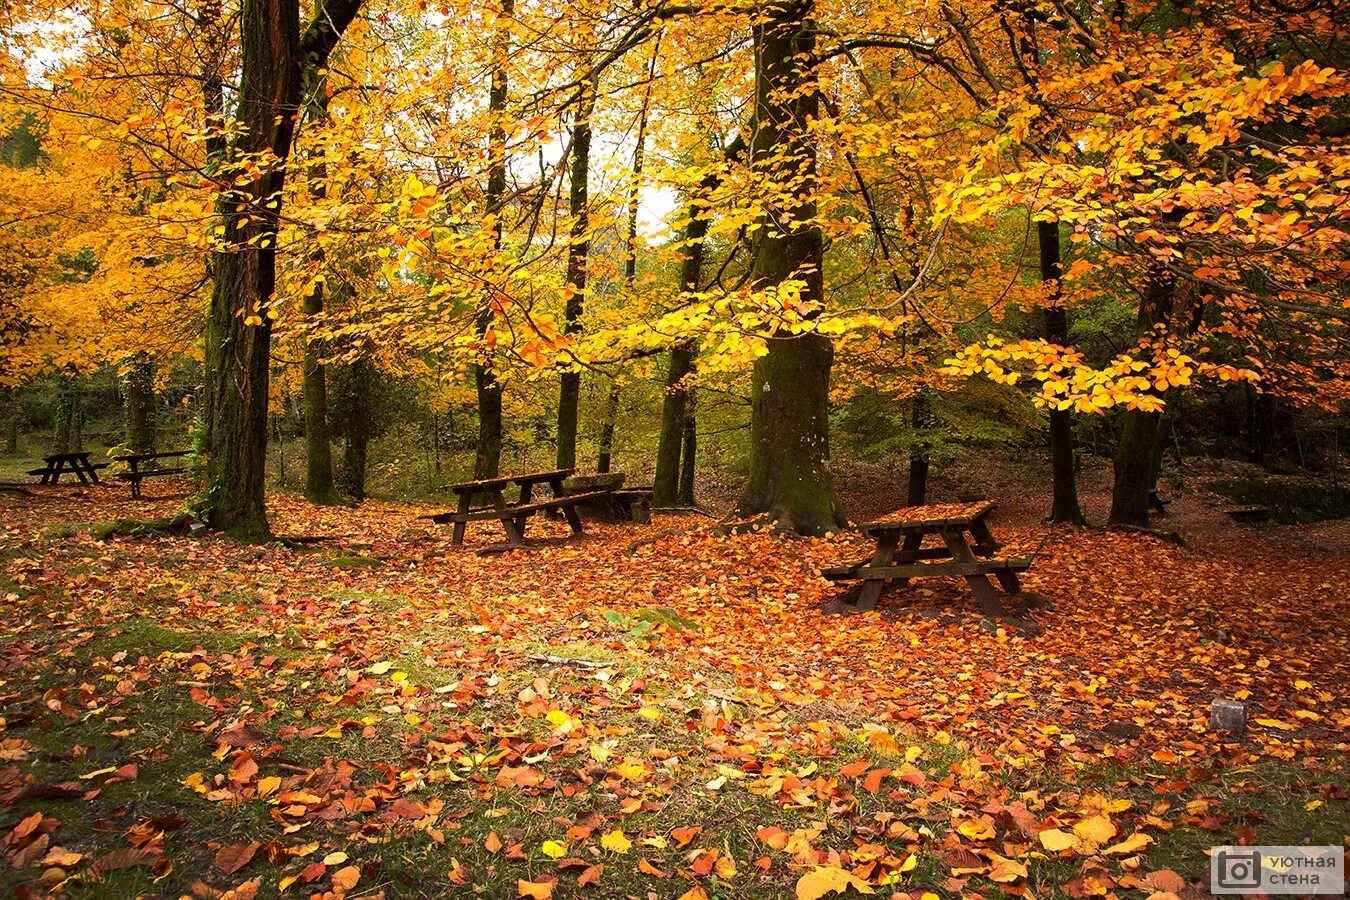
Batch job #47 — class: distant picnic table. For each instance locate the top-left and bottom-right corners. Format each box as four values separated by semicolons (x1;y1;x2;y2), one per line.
27;451;107;485
425;468;610;547
112;449;192;498
823;501;1030;619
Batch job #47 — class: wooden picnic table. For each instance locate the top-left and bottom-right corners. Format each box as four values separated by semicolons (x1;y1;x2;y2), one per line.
823;501;1030;620
426;468;610;547
112;449;192;498
27;451;107;485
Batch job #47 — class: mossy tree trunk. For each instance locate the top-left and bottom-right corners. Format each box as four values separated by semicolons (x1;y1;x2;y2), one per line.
200;0;364;540
1;387;17;454
678;402;696;506
1039;221;1085;524
336;357;375;502
473;0;512;480
555;82;594;472
906;390;930;506
124;353;156;455
596;382;619;474
52;374;81;454
1108;265;1178;527
737;0;843;535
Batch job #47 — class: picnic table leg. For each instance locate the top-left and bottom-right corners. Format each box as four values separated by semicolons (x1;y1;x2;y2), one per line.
969;518;1021;593
551;477;585;535
85;460;100;484
451;493;472;546
889;531;925;588
856;532;900;611
514;483;535;534
493;491;525;546
941;529;1004;620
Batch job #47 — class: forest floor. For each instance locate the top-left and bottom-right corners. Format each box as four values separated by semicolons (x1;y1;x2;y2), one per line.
0;471;1346;899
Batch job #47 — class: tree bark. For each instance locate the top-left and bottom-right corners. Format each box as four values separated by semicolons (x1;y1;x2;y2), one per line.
737;0;843;535
654;344;694;506
596;381;619;474
52;375;80;454
555;82;595;471
199;0;363;539
906;390;930;506
1039;221;1085;524
124;353;156;455
473;0;512;480
678;404;696;506
1108;265;1177;527
337;357;374;501
300;71;340;505
1;387;17;454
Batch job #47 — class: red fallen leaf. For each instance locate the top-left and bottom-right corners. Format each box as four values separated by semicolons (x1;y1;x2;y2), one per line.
691;849;719;876
147;813;188;830
230;753;259;785
11;833;48;868
113;763;138;780
10;811;46;841
299;861;327;882
944;848;983;873
671;826;702;847
638;858;665;878
1144;869;1187;892
389;798;428;819
215;727;268;748
862;767;891;793
839;760;870;778
578;864;603;886
7;782;83;802
89;846;161;877
215;841;260;874
757;826;788;849
557;857;591;870
753;856;772;871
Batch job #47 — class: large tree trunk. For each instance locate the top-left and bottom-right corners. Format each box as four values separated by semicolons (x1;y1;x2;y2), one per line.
737;0;842;535
473;0;512;480
52;375;80;454
124;353;156;455
653;345;694;506
555;83;595;471
1039;221;1085;524
201;0;301;540
200;0;362;539
596;381;619;474
300;72;340;505
1108;265;1178;527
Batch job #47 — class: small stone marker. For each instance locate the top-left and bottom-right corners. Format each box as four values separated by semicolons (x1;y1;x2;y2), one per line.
1211;699;1247;734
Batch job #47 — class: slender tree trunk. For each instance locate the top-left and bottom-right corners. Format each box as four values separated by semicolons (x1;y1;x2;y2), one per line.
555;82;595;471
597;381;619;474
124;353;156;455
1108;266;1178;527
737;0;843;535
678;404;696;506
473;0;512;480
300;72;340;505
1;387;17;454
594;42;655;477
906;390;930;506
654;345;694;506
338;357;374;501
1039;221;1085;524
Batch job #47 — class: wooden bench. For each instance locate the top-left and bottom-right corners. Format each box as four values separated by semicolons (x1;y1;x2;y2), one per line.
112;450;192;498
824;501;1032;621
424;469;613;547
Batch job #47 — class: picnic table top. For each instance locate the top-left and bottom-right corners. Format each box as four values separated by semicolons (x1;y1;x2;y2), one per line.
43;451;95;463
860;501;995;533
112;449;192;462
449;468;575;494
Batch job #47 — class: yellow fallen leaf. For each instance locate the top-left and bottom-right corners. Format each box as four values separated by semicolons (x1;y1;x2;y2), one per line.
600;829;632;854
988;853;1028;883
1039;828;1077;852
367;661;392;674
517;879;553;899
541;840;566;859
957;819;995;841
1103;832;1153;856
795;865;876;900
322;851;348;865
1074;815;1116;845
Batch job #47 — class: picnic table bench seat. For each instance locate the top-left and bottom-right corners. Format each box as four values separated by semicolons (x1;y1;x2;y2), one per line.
825;500;1033;622
111;450;192;498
